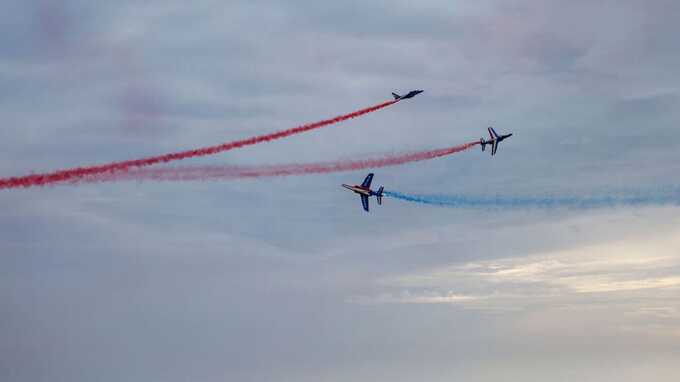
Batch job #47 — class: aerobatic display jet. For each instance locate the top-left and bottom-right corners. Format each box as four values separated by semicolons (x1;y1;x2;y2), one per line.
480;127;513;156
342;173;384;212
392;90;424;101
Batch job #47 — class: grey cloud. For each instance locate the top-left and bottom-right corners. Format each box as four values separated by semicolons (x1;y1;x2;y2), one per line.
2;1;680;381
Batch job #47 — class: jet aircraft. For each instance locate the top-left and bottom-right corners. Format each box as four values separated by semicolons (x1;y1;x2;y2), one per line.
342;173;384;212
392;90;424;101
480;127;513;156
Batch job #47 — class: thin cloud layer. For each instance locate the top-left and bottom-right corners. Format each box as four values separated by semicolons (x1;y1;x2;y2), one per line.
357;210;680;341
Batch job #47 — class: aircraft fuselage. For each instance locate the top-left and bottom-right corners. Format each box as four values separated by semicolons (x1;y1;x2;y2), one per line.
399;90;423;99
392;90;424;101
342;184;373;196
484;133;513;145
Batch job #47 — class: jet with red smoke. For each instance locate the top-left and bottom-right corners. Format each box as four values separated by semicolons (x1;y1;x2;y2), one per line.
392;90;424;101
480;126;513;156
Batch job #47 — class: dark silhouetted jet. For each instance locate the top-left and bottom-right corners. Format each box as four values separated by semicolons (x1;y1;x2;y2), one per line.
342;173;384;212
480;127;513;156
392;90;424;101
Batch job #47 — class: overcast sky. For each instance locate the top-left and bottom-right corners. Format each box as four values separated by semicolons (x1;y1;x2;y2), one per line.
2;1;680;381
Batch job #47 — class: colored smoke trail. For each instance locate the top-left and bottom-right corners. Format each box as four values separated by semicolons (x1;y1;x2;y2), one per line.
0;99;397;190
81;142;480;183
384;190;680;209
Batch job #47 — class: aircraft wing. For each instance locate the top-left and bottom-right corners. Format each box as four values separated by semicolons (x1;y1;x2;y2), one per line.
361;195;370;212
361;173;374;188
491;139;499;155
489;127;500;139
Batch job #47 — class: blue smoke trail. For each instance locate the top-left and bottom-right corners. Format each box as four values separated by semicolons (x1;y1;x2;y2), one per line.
383;189;680;209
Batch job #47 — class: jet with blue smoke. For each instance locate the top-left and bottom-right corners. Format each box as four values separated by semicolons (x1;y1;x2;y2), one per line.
384;189;680;209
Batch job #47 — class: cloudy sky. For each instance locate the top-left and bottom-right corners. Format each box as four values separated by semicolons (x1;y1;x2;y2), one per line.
2;0;680;381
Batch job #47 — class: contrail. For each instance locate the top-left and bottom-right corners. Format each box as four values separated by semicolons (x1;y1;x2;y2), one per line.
384;190;680;209
0;99;397;190
79;142;479;183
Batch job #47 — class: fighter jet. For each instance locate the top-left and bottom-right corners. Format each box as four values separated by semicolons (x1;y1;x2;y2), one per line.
342;173;384;212
480;127;513;156
392;90;424;101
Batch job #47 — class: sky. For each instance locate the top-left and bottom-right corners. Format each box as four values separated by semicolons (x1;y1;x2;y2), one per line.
1;0;680;381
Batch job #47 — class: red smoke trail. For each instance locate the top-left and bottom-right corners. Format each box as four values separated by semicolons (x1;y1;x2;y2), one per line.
83;141;479;183
0;100;397;190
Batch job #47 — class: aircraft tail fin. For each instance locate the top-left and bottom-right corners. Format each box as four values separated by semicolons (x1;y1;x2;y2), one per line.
377;186;384;205
480;138;486;151
392;92;401;100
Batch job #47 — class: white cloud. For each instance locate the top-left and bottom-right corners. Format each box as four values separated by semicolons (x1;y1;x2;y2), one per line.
350;210;680;338
389;225;680;294
347;291;479;305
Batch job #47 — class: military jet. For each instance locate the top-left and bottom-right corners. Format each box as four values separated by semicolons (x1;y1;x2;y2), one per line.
342;173;384;212
480;127;513;156
392;90;424;101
